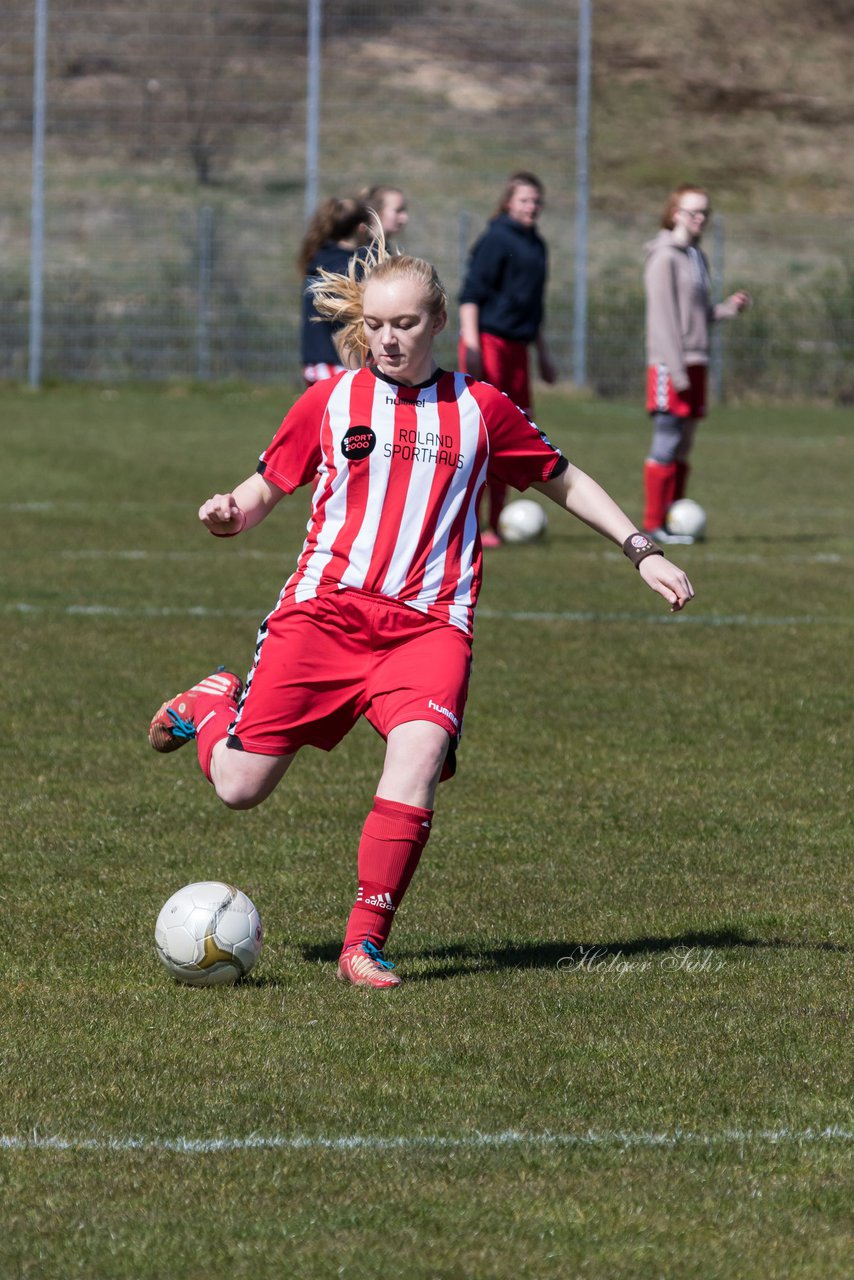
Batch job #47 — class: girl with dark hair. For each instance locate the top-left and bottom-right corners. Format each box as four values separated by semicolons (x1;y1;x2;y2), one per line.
299;195;370;385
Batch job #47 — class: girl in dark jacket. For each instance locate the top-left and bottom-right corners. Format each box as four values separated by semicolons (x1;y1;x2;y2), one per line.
458;172;557;545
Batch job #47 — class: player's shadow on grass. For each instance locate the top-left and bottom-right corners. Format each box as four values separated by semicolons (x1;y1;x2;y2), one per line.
301;928;850;983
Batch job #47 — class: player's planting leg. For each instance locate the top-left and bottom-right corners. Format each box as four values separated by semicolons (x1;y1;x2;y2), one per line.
337;796;433;990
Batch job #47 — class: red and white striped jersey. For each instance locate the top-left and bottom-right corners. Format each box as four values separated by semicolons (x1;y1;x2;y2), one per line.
258;367;566;636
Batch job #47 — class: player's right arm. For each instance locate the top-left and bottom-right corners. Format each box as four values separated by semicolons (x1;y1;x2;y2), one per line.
199;472;286;538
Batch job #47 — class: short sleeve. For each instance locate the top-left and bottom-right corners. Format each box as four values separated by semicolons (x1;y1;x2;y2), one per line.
467;380;567;490
257;378;338;493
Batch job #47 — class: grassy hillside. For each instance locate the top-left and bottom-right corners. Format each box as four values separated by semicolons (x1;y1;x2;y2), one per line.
1;0;851;389
3;0;852;212
590;0;853;213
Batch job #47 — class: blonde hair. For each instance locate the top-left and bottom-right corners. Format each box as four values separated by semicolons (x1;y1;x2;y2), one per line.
310;225;447;366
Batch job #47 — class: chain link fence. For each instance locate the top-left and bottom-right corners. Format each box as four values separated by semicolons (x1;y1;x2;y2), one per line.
2;0;852;401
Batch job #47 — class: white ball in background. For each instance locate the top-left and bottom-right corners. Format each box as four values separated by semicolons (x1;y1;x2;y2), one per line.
666;499;707;540
497;498;548;544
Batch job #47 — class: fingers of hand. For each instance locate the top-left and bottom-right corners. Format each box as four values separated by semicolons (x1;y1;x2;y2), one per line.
670;572;694;611
644;560;694;610
199;494;236;525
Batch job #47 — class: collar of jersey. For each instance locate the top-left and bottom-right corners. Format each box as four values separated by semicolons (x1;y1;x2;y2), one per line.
369;365;445;392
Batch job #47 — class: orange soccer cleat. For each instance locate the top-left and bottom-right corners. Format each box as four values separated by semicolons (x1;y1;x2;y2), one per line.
148;668;242;753
336;941;402;989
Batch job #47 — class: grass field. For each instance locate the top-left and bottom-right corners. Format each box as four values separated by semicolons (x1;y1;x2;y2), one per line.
2;385;852;1278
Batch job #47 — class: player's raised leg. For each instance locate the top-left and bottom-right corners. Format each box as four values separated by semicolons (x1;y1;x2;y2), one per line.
149;668;243;754
148;668;294;810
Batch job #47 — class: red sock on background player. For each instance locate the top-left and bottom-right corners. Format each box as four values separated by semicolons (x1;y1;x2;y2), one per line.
341;796;433;954
643;459;678;532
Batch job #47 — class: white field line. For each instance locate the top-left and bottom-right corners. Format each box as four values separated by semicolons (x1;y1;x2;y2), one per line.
54;548;847;566
1;1126;852;1156
6;601;853;628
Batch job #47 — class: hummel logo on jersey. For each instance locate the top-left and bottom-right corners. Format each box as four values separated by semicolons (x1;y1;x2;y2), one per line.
428;698;459;729
386;394;426;408
342;425;376;459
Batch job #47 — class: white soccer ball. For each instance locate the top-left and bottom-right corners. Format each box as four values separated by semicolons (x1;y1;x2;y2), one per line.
154;881;263;986
666;498;707;540
497;498;548;544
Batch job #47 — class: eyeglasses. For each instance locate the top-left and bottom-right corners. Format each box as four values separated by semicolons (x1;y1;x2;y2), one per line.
678;207;711;219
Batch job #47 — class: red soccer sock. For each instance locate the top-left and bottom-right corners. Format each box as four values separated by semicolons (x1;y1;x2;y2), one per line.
195;695;239;782
341;796;433;954
643;460;678;532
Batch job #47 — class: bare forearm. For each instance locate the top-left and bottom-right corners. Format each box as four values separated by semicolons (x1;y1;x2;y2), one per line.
534;464;695;612
535;465;636;544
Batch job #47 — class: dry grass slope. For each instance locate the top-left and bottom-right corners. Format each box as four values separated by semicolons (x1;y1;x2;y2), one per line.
2;0;853;210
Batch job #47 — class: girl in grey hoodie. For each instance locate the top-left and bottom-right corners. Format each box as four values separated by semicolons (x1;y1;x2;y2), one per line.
642;184;750;541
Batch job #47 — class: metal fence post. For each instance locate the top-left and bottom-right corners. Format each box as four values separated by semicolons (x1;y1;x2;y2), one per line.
28;0;49;389
305;0;321;222
572;0;592;389
197;204;214;381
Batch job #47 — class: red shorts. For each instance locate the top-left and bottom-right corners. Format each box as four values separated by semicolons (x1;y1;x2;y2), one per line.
229;591;472;763
646;363;707;419
458;332;531;413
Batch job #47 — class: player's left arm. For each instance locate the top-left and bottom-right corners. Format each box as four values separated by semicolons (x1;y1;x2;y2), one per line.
533;464;694;612
713;290;752;320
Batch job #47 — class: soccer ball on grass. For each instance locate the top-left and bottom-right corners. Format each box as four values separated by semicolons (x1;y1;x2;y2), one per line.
666;498;707;540
497;498;548;544
154;881;262;986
